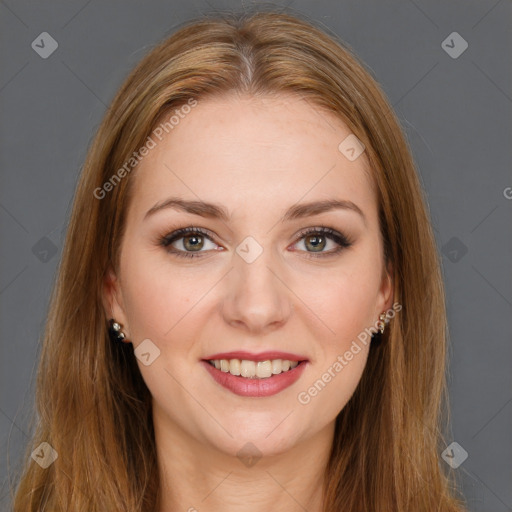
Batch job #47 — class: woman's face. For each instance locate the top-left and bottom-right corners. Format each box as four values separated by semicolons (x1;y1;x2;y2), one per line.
105;93;393;457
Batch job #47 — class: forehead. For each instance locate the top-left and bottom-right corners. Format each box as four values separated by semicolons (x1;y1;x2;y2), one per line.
127;93;377;224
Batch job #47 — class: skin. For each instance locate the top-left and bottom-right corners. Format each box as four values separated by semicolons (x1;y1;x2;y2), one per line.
104;93;394;512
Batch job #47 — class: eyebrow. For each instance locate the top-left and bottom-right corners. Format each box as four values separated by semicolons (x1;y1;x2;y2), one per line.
144;197;366;225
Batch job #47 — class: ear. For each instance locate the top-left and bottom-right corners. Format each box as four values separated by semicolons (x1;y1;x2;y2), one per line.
376;259;394;316
102;266;128;329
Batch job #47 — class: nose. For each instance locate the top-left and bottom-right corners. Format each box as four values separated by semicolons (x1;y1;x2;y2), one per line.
221;245;293;334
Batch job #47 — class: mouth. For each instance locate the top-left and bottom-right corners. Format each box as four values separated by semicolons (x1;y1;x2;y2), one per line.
200;353;309;397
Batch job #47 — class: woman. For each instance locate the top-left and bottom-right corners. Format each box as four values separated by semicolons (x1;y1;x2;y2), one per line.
12;10;467;512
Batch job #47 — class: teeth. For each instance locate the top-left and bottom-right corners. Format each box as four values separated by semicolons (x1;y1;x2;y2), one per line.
240;360;256;378
256;360;272;378
272;359;282;374
208;358;301;379
229;359;241;376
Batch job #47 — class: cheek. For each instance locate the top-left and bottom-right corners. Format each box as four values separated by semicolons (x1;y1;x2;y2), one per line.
294;261;379;422
296;254;382;351
119;247;207;342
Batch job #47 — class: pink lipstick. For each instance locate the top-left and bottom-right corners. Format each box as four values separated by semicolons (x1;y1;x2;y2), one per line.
201;351;309;398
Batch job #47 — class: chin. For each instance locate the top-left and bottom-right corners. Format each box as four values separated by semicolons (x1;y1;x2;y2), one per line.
198;416;306;460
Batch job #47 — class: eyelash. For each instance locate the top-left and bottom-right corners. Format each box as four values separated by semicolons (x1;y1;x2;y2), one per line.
159;226;353;259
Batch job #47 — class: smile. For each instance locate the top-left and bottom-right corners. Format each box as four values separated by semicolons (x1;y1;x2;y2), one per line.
201;354;308;397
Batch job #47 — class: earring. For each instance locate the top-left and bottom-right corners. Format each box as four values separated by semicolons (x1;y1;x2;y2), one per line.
371;311;388;347
108;318;130;344
378;312;387;334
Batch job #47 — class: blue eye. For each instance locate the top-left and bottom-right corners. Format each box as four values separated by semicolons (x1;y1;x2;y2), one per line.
159;226;353;259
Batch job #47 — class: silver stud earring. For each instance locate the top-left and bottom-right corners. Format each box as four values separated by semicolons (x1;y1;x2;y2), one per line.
378;312;388;334
108;318;129;344
371;311;389;348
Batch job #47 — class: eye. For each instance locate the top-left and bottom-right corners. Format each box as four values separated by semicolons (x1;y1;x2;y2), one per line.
290;227;353;257
159;227;220;259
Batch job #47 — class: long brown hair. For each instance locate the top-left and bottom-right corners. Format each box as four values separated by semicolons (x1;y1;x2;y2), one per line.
11;10;467;511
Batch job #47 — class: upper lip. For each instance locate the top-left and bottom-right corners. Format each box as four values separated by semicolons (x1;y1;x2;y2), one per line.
202;351;309;362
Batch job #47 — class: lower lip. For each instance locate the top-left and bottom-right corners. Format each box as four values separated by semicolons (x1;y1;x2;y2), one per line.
201;360;308;397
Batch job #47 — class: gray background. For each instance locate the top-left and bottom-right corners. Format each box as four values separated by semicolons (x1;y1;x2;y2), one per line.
1;1;511;510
